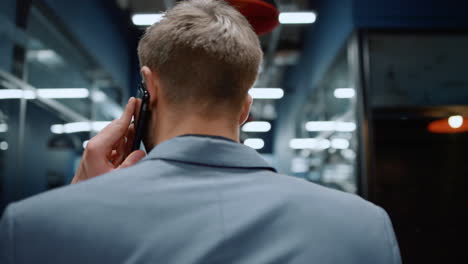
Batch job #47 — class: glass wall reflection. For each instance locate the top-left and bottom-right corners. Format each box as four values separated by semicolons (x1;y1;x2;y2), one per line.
289;49;358;193
0;4;125;210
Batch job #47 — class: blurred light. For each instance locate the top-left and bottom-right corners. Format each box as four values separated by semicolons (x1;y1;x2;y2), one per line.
37;88;89;99
83;140;89;149
91;90;107;102
249;88;284;99
305;121;356;132
50;121;111;134
335;122;357;132
23;90;36;99
0;89;88;100
448;115;463;129
289;138;330;150
244;138;264;149
341;149;356;160
132;14;164;26
50;124;64;134
291;157;308;173
318;139;331;149
0;123;7;133
242;121;271;132
0;141;8;151
279;12;317;24
63;123;91;134
334;88;355;99
92;121;111;131
29;49;64;66
305;121;335;131
0;90;36;100
331;138;350;149
289;138;317;149
36;50;56;61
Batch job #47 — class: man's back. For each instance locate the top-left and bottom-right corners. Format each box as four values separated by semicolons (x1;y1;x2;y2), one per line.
0;136;401;264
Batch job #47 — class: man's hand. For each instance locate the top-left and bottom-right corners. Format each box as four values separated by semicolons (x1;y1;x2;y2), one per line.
71;98;146;184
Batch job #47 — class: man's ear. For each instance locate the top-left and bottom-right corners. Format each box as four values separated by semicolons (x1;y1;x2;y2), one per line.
141;66;159;107
239;94;253;125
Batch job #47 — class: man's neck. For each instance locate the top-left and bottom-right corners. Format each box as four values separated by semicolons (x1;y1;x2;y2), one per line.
151;114;240;147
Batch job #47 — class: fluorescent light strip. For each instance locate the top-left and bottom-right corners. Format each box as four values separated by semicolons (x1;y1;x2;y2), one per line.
244;138;265;150
305;121;356;132
334;88;355;99
242;121;271;132
132;14;164;26
335;122;357;132
0;88;89;99
0;90;36;99
37;88;89;99
51;121;112;134
331;138;350;149
279;12;317;24
289;138;330;150
249;88;284;99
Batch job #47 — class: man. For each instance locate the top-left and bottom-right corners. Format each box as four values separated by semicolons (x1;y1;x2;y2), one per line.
0;0;401;263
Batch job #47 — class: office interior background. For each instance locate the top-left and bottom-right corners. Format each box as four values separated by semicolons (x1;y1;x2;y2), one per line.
1;0;468;263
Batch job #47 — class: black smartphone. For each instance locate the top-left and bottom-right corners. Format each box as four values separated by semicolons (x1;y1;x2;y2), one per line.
132;81;150;151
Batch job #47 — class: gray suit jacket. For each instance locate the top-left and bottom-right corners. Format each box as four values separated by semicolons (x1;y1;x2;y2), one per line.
0;135;401;264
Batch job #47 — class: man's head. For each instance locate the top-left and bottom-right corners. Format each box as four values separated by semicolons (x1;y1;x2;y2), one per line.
137;0;262;119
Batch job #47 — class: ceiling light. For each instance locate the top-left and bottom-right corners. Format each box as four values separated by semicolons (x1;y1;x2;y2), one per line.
335;122;357;132
29;49;63;65
132;14;164;26
289;138;330;150
0;123;8;133
244;138;265;150
305;121;335;131
331;138;350;149
37;88;89;99
0;89;36;100
279;12;317;24
0;141;8;151
448;115;463;129
50;121;111;134
242;121;271;132
0;88;89;100
91;90;107;102
24;90;36;99
249;88;284;99
334;88;355;99
91;121;112;131
305;121;356;132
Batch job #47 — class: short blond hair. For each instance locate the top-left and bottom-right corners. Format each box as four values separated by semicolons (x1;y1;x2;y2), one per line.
138;0;262;113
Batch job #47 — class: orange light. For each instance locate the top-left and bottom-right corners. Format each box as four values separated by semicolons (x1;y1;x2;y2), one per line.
427;116;468;134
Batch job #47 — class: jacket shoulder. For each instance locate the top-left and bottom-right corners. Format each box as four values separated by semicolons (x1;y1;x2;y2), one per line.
262;173;400;263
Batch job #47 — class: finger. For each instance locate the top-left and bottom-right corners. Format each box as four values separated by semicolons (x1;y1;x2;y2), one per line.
118;150;146;169
111;136;125;150
113;138;127;166
90;98;136;153
120;97;136;124
124;124;136;157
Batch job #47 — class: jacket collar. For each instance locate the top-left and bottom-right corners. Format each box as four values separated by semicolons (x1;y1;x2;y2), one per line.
142;135;276;172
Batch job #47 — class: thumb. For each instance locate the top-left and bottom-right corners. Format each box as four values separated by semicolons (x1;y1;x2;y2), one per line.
119;150;146;169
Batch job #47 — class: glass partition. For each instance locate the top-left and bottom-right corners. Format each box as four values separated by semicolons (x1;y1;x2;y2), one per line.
289;48;359;193
0;4;124;209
